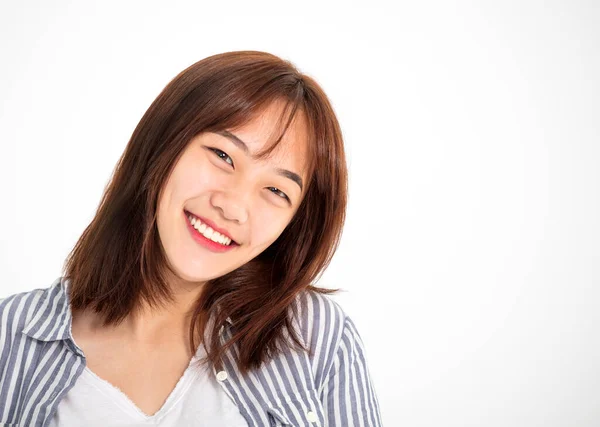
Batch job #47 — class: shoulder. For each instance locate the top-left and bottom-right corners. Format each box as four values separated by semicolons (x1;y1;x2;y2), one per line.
291;289;347;342
0;277;63;346
289;291;383;425
289;289;360;362
0;282;50;326
286;289;375;391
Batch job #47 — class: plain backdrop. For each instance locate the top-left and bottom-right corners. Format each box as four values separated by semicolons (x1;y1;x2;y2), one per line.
1;1;599;426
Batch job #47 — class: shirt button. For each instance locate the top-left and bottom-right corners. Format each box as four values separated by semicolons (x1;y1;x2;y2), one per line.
216;370;228;381
306;411;318;422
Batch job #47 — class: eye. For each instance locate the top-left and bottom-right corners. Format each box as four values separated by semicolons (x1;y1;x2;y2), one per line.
208;147;234;168
267;187;290;202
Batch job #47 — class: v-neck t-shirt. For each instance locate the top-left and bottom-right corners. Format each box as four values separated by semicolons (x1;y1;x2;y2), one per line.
47;343;248;426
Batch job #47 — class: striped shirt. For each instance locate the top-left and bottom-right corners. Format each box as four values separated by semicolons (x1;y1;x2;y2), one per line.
0;277;383;426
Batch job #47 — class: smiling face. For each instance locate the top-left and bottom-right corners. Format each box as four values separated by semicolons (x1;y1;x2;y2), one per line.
156;101;310;283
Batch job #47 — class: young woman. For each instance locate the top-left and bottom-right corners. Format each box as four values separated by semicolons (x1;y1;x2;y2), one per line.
0;51;383;426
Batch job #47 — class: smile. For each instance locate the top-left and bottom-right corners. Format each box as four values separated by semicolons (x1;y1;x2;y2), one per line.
183;210;241;255
186;213;234;246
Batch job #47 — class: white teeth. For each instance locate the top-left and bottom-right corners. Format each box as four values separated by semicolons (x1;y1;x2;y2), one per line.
187;214;232;246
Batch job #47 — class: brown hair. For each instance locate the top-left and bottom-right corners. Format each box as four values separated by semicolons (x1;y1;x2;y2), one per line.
63;50;348;375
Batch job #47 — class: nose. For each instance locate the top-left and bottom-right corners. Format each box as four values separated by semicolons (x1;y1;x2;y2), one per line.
210;190;249;224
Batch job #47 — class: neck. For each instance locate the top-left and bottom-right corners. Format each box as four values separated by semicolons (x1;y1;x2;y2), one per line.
70;277;206;349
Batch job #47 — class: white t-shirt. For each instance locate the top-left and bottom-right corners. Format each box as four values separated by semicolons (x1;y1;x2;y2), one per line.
49;343;247;426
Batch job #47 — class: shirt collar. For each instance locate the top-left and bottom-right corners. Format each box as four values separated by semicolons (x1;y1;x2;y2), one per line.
21;277;72;342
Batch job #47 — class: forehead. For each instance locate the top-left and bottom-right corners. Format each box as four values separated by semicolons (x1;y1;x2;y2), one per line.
227;101;310;170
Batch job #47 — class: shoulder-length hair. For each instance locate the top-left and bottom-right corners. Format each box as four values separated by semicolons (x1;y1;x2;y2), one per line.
64;50;347;375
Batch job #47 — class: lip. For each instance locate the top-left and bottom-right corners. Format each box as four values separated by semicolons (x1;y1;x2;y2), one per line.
184;211;239;253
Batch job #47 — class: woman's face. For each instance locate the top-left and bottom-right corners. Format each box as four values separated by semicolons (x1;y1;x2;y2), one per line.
156;101;309;283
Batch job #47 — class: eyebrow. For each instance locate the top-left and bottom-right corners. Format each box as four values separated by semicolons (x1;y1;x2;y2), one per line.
215;130;304;191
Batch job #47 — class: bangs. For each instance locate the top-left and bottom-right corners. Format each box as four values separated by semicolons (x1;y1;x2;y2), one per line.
206;80;317;186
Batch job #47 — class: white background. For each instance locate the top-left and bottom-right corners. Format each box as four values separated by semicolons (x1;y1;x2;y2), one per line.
1;1;599;426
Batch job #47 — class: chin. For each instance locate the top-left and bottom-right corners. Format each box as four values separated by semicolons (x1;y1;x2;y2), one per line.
169;260;234;283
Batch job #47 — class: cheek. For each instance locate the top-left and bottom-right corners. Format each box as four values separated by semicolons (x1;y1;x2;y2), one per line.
251;208;293;246
174;158;223;198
